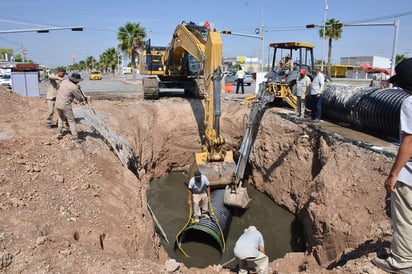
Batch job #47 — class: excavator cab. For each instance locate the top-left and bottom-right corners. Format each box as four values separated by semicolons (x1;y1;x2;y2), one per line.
265;42;315;109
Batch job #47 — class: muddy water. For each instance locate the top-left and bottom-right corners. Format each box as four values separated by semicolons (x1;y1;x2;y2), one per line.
147;172;301;269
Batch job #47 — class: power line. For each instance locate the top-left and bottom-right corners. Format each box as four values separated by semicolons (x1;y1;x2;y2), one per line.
347;11;412;24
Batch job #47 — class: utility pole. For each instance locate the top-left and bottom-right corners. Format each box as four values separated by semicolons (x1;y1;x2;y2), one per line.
321;0;328;72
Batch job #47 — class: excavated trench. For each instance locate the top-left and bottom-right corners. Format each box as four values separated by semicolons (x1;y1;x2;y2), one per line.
80;93;396;271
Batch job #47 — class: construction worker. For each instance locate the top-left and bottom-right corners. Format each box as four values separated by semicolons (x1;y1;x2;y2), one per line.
295;69;311;118
45;67;67;128
187;170;211;223
55;72;87;143
310;69;325;122
234;225;268;274
276;54;293;74
372;58;412;273
235;67;246;94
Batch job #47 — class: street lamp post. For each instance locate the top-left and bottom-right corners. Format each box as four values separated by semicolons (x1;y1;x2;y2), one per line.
321;0;328;72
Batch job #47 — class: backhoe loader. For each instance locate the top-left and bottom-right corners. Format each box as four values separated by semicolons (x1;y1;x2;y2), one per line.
246;41;315;108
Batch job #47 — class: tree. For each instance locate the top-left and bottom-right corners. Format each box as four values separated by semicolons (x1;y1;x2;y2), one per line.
396;54;408;65
319;18;343;76
100;47;121;76
85;56;97;71
117;22;146;74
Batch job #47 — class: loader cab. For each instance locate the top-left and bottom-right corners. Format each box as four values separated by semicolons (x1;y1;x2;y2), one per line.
267;41;315;83
264;42;315;109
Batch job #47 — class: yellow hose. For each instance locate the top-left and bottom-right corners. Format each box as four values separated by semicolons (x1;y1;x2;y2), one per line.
175;204;193;257
209;200;226;252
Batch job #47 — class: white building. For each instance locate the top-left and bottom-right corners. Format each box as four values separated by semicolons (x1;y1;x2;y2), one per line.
340;56;391;69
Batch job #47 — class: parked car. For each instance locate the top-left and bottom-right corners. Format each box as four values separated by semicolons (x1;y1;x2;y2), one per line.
223;71;254;86
89;71;102;80
0;74;12;89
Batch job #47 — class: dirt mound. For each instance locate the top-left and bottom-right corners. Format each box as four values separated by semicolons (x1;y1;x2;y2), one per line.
0;86;392;273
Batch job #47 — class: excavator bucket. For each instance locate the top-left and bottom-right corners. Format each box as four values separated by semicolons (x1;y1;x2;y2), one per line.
224;184;251;208
194;151;236;187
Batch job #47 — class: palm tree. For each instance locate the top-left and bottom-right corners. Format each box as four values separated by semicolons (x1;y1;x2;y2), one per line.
100;48;121;76
117;22;146;76
319;18;343;76
85;56;97;71
396;54;408;65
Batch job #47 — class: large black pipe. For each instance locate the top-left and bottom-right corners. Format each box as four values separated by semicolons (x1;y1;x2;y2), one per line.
176;188;231;253
322;85;409;139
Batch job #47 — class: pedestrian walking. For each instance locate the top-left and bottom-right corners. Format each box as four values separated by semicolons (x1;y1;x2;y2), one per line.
372;58;412;273
310;69;325;122
187;170;211;223
235;67;246;94
295;69;311;118
45;67;67;128
234;225;268;274
55;72;86;143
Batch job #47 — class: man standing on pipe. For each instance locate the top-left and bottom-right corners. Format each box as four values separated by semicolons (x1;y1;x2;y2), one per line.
188;170;211;223
372;58;412;273
234;225;268;274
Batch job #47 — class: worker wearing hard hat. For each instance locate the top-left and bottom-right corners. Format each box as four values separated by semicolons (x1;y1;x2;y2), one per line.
294;68;311;118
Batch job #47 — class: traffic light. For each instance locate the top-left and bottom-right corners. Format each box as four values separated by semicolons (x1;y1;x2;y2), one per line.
221;30;232;34
306;24;318;28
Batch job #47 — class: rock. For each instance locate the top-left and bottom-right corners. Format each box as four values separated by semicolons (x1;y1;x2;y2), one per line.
36;236;48;246
0;252;13;270
165;259;180;273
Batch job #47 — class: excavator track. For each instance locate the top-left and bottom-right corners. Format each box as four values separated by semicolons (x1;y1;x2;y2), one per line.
143;77;160;100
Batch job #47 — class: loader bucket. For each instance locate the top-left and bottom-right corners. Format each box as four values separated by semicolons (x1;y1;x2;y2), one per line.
193;151;236;187
224;184;251;208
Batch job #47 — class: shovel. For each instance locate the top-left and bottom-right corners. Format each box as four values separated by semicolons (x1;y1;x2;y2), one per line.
79;87;96;114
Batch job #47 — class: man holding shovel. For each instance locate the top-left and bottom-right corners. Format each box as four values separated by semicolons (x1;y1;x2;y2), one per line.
55;72;89;143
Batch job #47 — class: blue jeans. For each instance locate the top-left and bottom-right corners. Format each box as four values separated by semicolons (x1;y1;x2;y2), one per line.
311;94;322;120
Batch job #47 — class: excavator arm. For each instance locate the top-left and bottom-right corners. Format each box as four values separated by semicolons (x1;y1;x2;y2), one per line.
224;83;274;208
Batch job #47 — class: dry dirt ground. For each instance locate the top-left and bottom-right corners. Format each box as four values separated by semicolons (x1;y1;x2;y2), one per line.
0;86;396;273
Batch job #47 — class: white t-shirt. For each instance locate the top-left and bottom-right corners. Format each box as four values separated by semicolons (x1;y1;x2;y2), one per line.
234;226;265;259
398;95;412;186
188;175;210;194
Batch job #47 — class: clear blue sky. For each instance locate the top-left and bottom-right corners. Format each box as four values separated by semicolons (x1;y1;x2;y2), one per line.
1;0;411;68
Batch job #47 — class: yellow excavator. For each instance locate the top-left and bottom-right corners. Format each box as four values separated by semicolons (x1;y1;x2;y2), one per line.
143;21;250;208
140;21;209;99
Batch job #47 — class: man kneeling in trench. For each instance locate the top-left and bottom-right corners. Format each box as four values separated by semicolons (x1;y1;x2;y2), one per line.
234;225;269;274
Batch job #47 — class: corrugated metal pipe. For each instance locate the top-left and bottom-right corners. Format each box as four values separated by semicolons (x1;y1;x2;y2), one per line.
322;85;409;139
